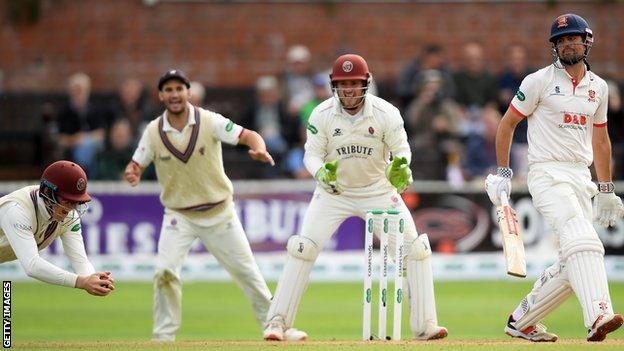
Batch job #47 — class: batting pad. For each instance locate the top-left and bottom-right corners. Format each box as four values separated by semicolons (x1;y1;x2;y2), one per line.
266;256;314;328
406;258;438;334
567;250;614;327
513;263;572;331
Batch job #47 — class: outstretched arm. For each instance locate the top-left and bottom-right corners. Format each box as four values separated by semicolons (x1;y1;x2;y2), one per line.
238;129;275;166
0;204;114;296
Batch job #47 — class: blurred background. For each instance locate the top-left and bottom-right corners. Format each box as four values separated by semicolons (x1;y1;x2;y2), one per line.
1;1;624;283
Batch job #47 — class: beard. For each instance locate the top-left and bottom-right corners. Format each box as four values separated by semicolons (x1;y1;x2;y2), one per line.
557;46;586;66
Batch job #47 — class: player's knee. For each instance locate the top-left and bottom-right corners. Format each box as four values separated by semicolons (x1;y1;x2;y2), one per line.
560;217;604;260
406;234;431;261
286;235;320;261
154;268;178;286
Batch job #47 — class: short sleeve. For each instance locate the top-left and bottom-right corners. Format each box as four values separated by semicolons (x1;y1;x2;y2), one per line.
510;73;542;117
212;113;244;145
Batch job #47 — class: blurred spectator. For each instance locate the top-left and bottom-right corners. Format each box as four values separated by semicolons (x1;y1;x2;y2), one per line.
396;44;455;110
463;106;501;179
453;42;498;109
189;81;206;106
405;70;463;180
95;119;135;180
607;80;624;180
282;44;315;117
57;72;112;177
286;72;332;179
112;78;153;140
241;75;300;177
497;45;533;180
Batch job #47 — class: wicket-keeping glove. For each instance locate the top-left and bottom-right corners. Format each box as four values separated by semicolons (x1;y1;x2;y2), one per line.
315;160;342;195
485;167;513;206
594;182;624;228
385;156;412;193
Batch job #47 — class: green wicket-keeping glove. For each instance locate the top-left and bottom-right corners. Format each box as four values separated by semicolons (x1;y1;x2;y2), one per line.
315;160;343;195
385;156;412;193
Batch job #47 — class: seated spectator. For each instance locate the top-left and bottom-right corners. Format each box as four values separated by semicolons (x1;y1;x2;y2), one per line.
241;76;300;178
405;70;463;180
95;119;135;180
453;42;498;109
396;44;455;111
463;106;501;179
57;72;112;178
112;78;153;140
286;73;332;179
282;45;315;117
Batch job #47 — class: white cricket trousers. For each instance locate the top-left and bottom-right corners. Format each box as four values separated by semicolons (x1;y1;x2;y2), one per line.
152;209;271;340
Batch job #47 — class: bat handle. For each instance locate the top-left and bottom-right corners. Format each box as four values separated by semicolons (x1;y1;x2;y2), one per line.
500;190;510;206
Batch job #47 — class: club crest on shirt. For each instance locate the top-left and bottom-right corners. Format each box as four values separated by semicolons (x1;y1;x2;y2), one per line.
198;146;205;155
588;89;596;102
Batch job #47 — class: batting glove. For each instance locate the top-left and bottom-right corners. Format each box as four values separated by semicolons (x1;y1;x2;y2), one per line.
485;167;513;206
315;160;342;195
385;156;412;193
594;182;624;228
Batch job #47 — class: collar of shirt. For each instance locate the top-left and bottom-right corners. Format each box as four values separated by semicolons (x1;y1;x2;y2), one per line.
34;190;54;222
555;60;591;86
161;103;196;132
331;95;374;120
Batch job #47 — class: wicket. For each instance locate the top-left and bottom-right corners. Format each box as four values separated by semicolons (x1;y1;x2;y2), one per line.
363;209;404;341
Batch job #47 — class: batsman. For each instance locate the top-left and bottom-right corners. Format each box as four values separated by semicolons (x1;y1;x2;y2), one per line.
263;54;447;341
485;13;623;342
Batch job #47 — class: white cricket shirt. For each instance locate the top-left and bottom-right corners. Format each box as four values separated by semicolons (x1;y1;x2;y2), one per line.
304;94;411;197
510;62;608;166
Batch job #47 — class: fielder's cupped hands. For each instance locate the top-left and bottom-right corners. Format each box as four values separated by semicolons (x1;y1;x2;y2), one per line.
123;161;141;186
248;149;275;166
76;271;116;296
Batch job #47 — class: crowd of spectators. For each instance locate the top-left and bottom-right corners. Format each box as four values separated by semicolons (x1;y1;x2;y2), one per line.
12;43;624;183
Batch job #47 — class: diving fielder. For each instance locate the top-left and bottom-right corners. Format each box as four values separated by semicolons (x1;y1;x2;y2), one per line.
263;54;448;341
486;13;624;342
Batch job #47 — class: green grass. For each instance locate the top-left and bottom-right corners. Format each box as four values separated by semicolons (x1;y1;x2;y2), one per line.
8;281;624;350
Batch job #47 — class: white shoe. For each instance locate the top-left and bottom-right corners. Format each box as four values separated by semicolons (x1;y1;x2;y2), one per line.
284;328;308;341
587;313;623;342
505;315;557;342
152;333;175;342
263;316;286;341
413;324;448;340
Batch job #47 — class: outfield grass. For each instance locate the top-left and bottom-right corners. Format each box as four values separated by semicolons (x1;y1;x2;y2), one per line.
8;281;624;350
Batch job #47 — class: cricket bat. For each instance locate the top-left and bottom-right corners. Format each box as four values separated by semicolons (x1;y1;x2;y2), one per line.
497;191;527;278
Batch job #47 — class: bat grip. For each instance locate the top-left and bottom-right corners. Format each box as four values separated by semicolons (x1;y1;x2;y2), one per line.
500;190;509;206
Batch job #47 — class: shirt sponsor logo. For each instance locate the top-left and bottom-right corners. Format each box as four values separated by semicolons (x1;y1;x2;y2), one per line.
307;123;318;134
332;128;342;137
559;112;589;130
588;89;596;102
159;154;171;161
336;144;374;157
516;90;526;101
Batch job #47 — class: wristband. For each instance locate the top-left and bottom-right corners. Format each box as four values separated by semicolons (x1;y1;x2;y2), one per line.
598;181;615;193
496;167;513;179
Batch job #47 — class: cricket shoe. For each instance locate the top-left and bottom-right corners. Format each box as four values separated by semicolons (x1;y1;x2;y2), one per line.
263;315;286;341
285;327;308;341
587;313;623;342
413;324;448;340
504;315;557;342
